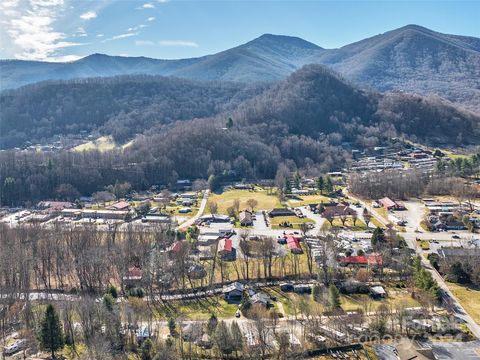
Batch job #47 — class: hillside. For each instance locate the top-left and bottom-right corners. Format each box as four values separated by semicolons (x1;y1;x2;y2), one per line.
2;65;478;150
0;76;269;148
314;25;480;112
1;25;479;111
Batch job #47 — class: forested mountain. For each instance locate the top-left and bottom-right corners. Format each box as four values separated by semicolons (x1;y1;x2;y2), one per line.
0;34;321;89
2;65;478;205
0;76;269;148
1;25;479;111
314;25;480;112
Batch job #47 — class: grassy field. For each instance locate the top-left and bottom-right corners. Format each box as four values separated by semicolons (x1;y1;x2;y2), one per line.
270;215;315;230
207;188;281;214
446;282;480;325
286;194;331;207
321;218;368;232
73;136;117;152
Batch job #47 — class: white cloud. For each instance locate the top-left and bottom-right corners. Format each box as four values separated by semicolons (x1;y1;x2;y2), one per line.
156;0;168;3
1;0;85;61
103;32;140;42
135;40;155;46
138;24;148;28
76;26;87;37
137;2;154;9
49;54;83;62
158;40;199;47
80;11;97;20
147;16;155;21
96;33;104;37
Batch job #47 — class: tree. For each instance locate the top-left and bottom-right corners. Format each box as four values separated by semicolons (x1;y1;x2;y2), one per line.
55;183;80;201
208;174;218;191
137;202;152;217
293;171;301;189
246;198;258;212
328;284;341;310
213;321;233;355
371;227;386;249
325;177;334;193
283;178;291;195
226;117;234;129
208;201;218;214
141;338;154;360
316;176;325;194
230;321;244;356
207;314;218;335
363;212;372;227
168;317;176;336
39;304;64;359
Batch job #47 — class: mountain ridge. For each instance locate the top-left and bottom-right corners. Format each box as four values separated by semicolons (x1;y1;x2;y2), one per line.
1;25;480;111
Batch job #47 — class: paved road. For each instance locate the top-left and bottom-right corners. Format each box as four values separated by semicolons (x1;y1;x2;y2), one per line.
177;190;209;230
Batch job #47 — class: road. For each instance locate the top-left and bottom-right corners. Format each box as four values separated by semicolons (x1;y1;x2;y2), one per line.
347;193;480;339
177;190;209;230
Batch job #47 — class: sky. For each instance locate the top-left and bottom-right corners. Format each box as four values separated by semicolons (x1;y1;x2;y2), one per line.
1;0;479;62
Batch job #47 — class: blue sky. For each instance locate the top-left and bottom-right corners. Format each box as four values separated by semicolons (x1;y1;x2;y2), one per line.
1;0;479;61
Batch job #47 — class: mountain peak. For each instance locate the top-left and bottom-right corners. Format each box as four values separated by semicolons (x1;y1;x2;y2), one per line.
246;33;322;50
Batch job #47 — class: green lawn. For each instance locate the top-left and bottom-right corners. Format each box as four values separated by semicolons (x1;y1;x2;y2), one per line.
207;188;281;214
154;296;239;320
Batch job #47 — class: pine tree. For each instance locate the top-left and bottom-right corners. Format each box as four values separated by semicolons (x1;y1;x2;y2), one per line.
39;304;64;359
213;321;233;355
283;178;292;195
316;176;325;194
226;117;233;129
328;284;341;309
371;227;385;248
325;177;334;193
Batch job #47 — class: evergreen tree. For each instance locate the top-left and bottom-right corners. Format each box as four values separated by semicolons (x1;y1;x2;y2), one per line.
39;304;64;359
328;284;341;309
168;317;176;336
325;177;334;193
226;117;234;129
283;177;292;195
293;171;301;189
316;176;325;194
371;227;386;248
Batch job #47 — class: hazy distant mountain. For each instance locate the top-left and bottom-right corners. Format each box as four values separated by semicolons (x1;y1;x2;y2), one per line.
1;25;479;111
0;34;322;88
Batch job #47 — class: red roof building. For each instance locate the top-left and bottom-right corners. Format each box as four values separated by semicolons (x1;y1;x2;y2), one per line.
109;201;130;211
218;238;233;253
123;266;143;285
378;197;397;210
287;236;302;254
338;254;383;266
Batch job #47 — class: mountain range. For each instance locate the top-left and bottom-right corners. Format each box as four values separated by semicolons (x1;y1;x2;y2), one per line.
1;25;479;112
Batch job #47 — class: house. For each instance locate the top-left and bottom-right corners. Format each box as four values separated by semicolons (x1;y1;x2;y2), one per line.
218;238;236;260
197;333;212;349
197;214;231;223
286;236;302;254
37;201;73;215
123;266;143;287
178;207;192;213
280;282;294;292
61;208;128;220
268;208;296;217
338;254;383;267
223;282;244;302
378;197;405;210
370;285;387;299
239;210;253;226
109;201;130;211
251;292;271;308
176;179;191;190
321;205;356;218
234;183;254;190
293;284;312;294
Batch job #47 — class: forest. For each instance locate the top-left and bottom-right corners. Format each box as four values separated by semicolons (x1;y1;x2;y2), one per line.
1;65;480;205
